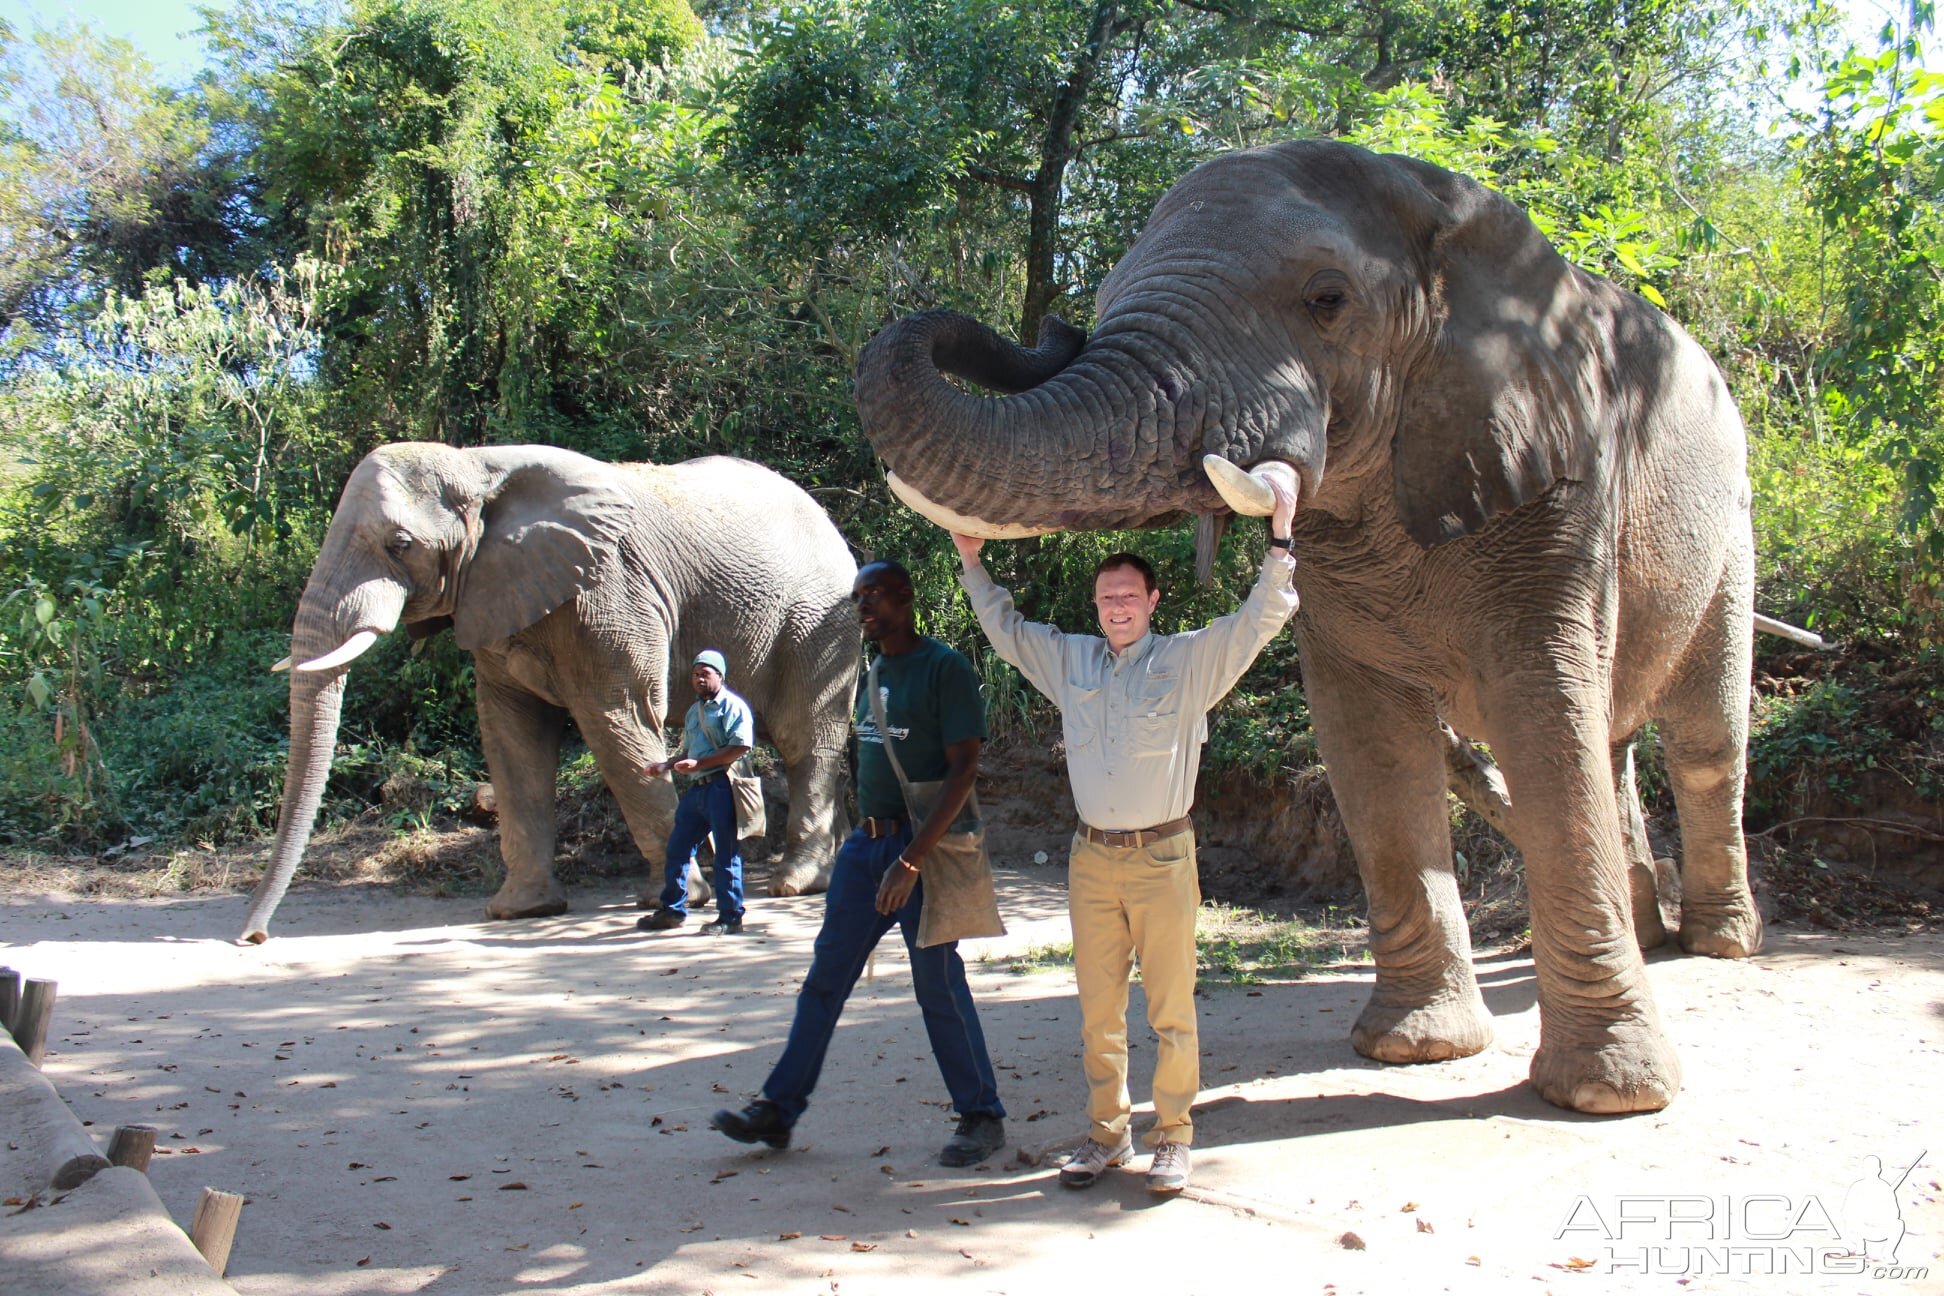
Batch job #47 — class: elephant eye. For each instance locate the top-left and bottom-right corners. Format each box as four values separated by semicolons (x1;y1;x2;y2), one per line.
385;532;413;559
1304;273;1352;326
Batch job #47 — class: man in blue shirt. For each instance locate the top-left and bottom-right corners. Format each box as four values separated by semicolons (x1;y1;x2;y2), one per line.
712;560;1008;1167
640;649;756;935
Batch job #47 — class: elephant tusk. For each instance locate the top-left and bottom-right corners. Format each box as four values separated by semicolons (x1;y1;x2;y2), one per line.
1753;613;1829;650
1202;455;1299;517
269;656;292;673
886;472;1059;540
294;630;379;672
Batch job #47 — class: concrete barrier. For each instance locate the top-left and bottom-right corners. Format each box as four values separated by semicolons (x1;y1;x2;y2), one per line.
0;1167;235;1295
0;1005;234;1294
0;1031;109;1196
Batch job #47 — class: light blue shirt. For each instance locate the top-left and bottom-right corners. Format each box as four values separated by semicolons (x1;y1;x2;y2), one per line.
676;687;755;788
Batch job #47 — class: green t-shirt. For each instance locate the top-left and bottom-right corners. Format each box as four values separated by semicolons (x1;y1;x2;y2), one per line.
854;636;988;820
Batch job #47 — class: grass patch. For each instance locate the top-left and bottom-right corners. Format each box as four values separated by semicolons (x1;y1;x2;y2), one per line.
1196;902;1369;985
988;902;1370;983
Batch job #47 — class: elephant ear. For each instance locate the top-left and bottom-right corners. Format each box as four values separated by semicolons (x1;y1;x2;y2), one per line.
453;457;634;650
1391;163;1612;547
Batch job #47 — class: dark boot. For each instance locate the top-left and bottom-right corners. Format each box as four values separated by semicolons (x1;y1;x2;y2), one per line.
939;1113;1006;1167
712;1099;792;1150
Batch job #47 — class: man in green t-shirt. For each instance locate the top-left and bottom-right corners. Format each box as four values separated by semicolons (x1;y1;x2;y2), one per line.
712;560;1008;1168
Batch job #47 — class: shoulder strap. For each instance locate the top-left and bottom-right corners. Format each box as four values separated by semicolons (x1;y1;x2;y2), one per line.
866;657;917;804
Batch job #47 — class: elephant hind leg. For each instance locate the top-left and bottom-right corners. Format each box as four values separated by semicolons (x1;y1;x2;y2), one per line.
1653;563;1761;958
567;700;687;911
1657;699;1761;958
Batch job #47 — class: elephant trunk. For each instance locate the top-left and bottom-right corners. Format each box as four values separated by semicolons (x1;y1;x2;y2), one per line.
239;668;347;943
239;573;408;943
855;309;1233;533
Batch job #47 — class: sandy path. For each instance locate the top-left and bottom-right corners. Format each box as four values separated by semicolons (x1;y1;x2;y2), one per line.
4;865;1941;1295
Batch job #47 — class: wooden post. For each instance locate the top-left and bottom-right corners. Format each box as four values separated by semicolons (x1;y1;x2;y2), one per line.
15;978;56;1067
108;1124;158;1173
190;1188;246;1276
0;967;18;1036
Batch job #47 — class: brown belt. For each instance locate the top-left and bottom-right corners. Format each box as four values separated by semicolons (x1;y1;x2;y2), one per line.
1080;815;1194;850
859;816;906;839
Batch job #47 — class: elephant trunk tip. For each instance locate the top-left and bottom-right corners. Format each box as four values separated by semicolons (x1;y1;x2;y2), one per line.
238;928;269;946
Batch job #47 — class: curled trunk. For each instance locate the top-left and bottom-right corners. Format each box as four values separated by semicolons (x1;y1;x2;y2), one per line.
854;309;1228;532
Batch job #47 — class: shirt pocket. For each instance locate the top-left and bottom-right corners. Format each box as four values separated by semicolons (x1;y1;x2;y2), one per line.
1130;681;1180;756
1062;683;1103;751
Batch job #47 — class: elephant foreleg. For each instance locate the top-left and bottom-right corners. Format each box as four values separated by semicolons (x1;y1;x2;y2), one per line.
1308;660;1493;1063
477;678;569;920
1492;687;1680;1114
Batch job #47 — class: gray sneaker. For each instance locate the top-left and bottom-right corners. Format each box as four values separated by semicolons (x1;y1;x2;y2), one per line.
1146;1140;1191;1196
1058;1132;1133;1189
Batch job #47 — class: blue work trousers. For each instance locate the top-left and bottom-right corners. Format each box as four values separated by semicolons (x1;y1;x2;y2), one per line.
761;827;1004;1126
658;776;743;922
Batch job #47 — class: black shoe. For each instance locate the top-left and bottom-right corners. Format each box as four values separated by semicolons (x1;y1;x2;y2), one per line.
700;916;744;935
712;1100;791;1150
637;908;686;931
939;1113;1006;1168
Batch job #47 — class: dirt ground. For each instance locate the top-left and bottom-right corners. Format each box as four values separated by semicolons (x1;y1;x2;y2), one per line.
3;849;1942;1296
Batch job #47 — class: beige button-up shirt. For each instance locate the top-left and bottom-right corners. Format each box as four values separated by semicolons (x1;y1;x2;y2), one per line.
960;554;1298;831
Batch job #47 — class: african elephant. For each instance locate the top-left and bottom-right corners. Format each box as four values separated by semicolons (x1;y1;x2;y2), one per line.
238;445;859;944
854;138;1763;1114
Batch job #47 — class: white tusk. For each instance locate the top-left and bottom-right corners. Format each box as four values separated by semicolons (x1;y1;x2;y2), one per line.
295;629;379;672
886;472;1059;540
1203;455;1298;517
1753;613;1829;650
269;656;292;673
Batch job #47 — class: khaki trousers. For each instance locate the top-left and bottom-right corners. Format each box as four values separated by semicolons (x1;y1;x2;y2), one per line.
1067;827;1200;1147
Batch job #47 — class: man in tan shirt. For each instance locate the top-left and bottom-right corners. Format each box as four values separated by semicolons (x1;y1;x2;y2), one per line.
952;480;1296;1196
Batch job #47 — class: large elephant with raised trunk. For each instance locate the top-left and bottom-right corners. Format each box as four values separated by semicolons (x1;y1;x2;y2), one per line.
239;445;858;944
854;138;1763;1114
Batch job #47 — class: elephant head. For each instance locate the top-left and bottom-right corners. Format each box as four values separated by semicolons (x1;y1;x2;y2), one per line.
855;139;1608;549
239;443;632;943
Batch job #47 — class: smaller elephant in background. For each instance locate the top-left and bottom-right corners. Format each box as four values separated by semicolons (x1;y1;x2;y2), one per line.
238;444;860;943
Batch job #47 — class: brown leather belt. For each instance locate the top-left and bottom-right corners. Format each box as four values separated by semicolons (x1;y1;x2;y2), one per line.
859;816;906;839
1080;815;1193;850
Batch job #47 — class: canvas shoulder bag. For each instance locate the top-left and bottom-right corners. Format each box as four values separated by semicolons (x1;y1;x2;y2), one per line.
867;657;1005;948
700;697;766;841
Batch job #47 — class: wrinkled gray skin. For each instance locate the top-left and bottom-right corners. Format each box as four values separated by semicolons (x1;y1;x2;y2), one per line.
240;445;858;944
855;139;1762;1114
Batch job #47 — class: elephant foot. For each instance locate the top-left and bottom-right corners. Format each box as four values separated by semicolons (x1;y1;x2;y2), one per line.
1351;990;1494;1064
1679;898;1763;959
486;880;568;920
768;853;834;897
1530;1025;1681;1114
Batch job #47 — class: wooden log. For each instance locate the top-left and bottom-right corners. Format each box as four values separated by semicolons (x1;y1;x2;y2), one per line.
108;1123;159;1172
15;977;56;1067
189;1187;246;1276
0;966;18;1035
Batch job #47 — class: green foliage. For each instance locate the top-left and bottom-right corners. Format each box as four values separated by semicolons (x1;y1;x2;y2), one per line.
1745;648;1944;821
1783;8;1944;637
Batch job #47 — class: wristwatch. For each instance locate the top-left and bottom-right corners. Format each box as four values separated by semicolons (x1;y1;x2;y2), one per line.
1269;535;1294;550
